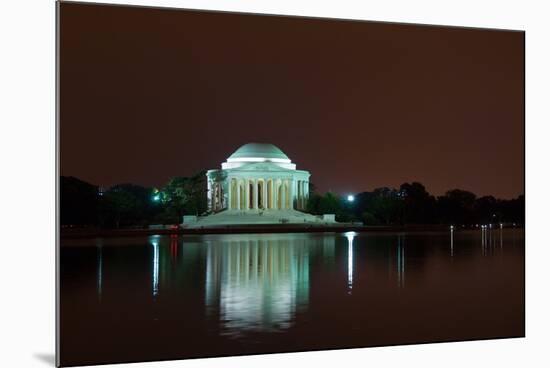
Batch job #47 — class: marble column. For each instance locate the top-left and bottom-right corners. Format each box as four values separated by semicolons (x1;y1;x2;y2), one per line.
288;179;293;210
245;179;249;210
302;181;306;209
208;181;212;211
262;179;267;209
252;179;258;210
212;182;217;211
275;182;279;209
227;178;232;210
236;181;241;210
298;181;302;209
304;181;309;206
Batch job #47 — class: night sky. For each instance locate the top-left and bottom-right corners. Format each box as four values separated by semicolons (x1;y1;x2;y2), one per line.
59;2;524;199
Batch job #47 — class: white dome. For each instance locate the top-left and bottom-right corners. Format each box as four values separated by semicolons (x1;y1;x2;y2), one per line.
222;143;295;170
228;143;289;161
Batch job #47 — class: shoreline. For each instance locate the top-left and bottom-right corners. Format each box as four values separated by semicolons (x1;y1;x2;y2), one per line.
59;224;521;239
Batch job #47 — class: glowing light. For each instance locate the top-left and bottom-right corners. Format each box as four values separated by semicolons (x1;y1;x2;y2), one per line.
347;195;355;202
153;194;160;202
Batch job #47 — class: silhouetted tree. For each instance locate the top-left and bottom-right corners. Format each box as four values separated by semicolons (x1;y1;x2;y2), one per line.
99;184;155;228
499;195;524;224
400;182;436;224
474;195;499;224
60;176;99;226
161;171;208;222
306;192;349;220
436;189;477;225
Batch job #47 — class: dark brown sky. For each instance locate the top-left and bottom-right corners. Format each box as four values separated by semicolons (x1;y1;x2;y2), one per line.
59;2;524;199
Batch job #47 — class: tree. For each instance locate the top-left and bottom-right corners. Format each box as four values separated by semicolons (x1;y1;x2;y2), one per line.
499;195;524;224
98;183;158;228
306;193;323;214
474;195;499;224
400;182;436;224
370;187;403;225
101;187;140;228
361;211;379;225
319;192;342;216
161;171;208;222
60;176;99;226
305;192;345;220
436;189;477;225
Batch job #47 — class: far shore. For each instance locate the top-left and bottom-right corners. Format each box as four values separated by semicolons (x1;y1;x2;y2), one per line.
59;223;521;240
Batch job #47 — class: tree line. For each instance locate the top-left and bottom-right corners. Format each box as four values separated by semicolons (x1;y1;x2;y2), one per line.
307;182;524;226
60;173;207;228
61;176;523;228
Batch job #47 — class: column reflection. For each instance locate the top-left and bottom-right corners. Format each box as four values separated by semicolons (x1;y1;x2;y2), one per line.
205;233;332;337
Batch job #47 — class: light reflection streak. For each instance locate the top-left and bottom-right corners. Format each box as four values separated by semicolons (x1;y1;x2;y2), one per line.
151;236;160;297
397;235;405;288
345;232;356;293
481;226;487;256
450;227;454;257
96;240;103;299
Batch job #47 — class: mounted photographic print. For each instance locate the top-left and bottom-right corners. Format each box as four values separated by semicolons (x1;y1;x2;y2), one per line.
57;1;525;366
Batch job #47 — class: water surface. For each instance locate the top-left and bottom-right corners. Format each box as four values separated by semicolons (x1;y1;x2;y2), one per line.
60;229;524;366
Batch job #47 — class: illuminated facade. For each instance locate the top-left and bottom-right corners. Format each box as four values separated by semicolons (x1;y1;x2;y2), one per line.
206;143;310;213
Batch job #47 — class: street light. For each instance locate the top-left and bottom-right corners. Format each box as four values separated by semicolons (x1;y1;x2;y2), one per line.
347;195;355;202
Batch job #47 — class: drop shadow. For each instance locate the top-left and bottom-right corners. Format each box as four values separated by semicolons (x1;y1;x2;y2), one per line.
33;353;55;366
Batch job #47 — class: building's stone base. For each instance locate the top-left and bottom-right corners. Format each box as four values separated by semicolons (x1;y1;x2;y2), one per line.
182;209;337;228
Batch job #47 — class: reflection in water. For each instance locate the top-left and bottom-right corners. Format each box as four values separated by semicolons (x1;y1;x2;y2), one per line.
151;236;160;297
170;234;178;259
96;239;103;299
345;232;356;293
480;226;510;256
481;226;487;256
205;234;334;337
66;229;524;366
397;235;405;288
492;225;493;254
450;228;454;257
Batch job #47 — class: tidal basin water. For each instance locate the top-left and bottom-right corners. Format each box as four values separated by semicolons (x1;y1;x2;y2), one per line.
60;229;524;366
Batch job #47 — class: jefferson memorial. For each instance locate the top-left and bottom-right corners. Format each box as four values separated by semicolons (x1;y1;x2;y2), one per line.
207;143;310;212
183;143;336;227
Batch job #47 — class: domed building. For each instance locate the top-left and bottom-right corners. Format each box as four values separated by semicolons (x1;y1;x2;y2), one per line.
206;143;310;212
